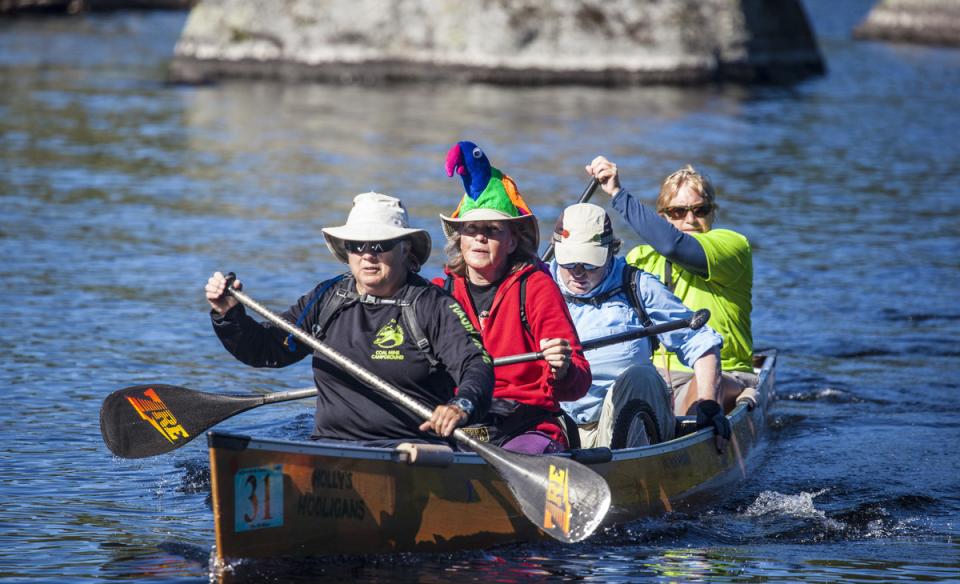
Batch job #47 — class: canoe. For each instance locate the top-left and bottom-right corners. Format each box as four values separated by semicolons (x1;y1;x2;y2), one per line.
208;350;777;561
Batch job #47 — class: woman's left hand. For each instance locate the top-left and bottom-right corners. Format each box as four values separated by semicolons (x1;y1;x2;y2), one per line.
419;404;468;438
540;338;572;380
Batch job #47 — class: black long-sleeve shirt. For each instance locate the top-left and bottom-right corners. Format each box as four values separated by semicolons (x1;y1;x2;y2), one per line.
611;188;709;276
211;273;493;444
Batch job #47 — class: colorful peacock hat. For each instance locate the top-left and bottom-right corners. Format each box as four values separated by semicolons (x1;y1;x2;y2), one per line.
439;141;539;246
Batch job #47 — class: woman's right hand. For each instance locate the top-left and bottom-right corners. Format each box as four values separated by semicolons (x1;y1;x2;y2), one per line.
205;271;240;315
585;155;622;197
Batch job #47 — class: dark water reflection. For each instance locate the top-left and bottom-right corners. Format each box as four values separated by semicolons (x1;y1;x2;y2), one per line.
2;1;959;581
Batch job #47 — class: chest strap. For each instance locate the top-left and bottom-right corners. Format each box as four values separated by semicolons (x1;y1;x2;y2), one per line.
309;275;440;369
446;270;533;336
563;265;660;352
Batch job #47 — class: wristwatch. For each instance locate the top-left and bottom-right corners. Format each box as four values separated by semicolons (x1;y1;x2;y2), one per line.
447;397;475;419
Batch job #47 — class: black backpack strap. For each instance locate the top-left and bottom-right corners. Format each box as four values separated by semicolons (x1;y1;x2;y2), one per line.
398;284;441;370
284;273;349;351
518;270;533;336
311;276;359;341
623;265;660;353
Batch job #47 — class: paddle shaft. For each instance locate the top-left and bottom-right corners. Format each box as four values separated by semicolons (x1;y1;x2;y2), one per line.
541;178;600;262
493;309;710;367
226;286;486;451
262;387;318;404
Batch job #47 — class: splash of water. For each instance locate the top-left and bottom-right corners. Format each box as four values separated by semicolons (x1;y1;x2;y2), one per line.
742;489;845;531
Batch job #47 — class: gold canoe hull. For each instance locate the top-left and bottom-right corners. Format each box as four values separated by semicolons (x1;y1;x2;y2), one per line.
210;350;776;561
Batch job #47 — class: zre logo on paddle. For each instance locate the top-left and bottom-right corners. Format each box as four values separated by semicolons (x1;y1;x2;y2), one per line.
543;464;572;536
126;388;190;443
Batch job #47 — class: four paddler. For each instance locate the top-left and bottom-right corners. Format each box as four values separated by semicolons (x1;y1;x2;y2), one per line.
202;144;744;455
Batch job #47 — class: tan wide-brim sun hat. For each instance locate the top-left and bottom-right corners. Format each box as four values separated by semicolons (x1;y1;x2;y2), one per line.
322;192;431;265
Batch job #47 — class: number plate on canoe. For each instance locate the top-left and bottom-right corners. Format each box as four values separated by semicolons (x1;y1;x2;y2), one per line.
234;465;284;532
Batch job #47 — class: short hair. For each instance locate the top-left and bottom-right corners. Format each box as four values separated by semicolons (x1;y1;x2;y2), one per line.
444;221;538;278
656;164;720;221
401;239;422;273
609;238;623;257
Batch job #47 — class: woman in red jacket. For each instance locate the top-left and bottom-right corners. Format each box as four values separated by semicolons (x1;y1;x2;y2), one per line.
438;142;590;453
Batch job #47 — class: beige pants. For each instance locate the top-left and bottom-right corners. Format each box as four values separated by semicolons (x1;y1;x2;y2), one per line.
578;365;676;449
658;368;759;415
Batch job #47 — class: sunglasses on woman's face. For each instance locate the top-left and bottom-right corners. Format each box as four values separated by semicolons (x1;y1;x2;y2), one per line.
660;204;712;220
459;223;506;238
344;238;402;255
559;262;604;272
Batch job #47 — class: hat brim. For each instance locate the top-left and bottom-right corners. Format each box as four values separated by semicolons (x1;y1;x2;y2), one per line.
439;210;539;246
322;224;431;265
553;241;609;267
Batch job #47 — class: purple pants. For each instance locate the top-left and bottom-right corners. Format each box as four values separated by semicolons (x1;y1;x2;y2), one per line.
501;431;563;455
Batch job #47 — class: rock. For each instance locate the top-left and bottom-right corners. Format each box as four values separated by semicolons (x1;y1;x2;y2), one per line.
0;0;195;14
169;0;824;86
855;0;960;47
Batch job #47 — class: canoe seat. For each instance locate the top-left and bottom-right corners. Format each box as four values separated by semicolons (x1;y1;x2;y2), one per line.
567;447;613;464
736;387;758;410
675;416;699;437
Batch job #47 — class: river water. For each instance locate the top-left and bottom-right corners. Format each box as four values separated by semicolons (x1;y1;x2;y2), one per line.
2;1;959;582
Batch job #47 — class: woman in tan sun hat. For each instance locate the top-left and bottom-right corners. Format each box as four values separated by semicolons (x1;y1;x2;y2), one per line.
205;192;493;447
438;141;590;455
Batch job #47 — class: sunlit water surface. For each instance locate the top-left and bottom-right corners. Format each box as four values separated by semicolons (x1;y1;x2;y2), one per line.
1;1;958;581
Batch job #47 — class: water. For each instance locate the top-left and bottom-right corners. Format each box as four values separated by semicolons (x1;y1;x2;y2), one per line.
1;1;959;581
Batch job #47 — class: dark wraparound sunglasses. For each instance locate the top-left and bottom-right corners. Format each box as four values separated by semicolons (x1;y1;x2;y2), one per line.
660;204;713;220
458;223;506;238
559;262;604;272
344;238;403;255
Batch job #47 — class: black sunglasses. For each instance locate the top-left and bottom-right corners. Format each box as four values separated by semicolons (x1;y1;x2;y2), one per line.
660;204;712;220
344;238;403;255
559;262;604;272
458;223;507;238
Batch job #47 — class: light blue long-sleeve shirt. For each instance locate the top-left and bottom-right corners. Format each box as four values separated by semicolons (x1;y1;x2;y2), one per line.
552;256;722;424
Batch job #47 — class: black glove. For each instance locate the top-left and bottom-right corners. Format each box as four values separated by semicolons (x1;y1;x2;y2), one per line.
695;400;731;442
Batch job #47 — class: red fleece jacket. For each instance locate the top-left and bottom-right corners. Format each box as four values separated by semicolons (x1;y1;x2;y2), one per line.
435;262;590;445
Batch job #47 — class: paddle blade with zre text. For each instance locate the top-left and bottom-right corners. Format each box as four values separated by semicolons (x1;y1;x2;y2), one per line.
100;384;266;459
469;439;611;543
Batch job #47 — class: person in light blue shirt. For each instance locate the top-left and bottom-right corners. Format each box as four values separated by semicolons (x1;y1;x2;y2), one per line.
550;203;729;450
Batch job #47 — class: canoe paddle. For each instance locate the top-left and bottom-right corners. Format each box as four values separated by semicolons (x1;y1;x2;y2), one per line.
100;311;708;459
224;279;610;543
541;177;599;262
100;384;317;460
495;308;710;366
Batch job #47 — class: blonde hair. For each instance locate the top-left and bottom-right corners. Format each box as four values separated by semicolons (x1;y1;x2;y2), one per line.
444;221;538;278
656;164;720;221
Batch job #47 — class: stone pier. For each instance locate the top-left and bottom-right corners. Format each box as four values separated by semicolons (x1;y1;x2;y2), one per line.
168;0;825;86
855;0;960;47
0;0;194;13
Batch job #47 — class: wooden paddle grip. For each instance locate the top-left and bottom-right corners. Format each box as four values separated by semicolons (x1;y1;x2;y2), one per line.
396;443;454;467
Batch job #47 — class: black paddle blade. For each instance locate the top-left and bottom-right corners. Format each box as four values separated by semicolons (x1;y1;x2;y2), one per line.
100;384;262;459
471;440;611;543
690;308;711;330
